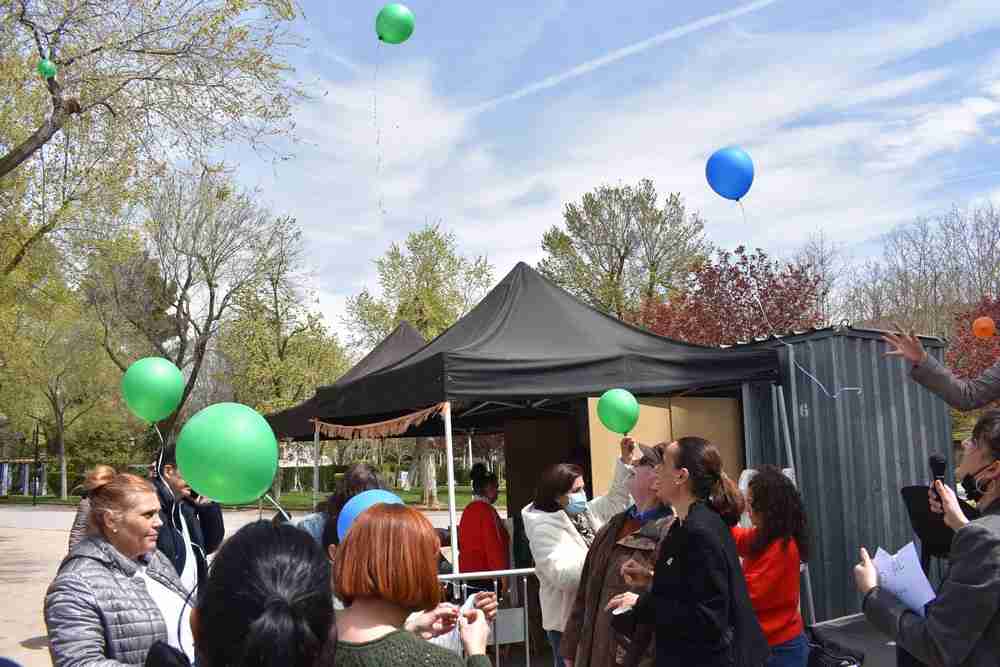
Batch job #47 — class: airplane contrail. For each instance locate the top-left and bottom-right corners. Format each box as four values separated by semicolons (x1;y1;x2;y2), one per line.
468;0;780;114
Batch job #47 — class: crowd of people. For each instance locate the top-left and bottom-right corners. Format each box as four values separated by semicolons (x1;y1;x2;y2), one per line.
38;329;1000;667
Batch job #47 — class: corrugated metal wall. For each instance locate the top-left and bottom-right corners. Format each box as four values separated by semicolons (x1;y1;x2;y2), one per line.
741;328;952;621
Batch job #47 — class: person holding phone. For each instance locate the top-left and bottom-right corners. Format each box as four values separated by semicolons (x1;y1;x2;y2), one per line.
854;409;1000;666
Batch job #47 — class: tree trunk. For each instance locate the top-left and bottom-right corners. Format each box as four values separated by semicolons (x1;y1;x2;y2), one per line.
422;452;438;508
57;424;68;500
0;112;66;180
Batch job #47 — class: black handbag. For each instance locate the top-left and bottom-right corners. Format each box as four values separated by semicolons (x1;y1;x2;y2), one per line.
144;641;192;667
806;630;864;667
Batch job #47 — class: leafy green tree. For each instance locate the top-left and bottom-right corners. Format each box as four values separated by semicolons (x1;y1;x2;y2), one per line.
1;0;302;178
539;180;707;318
219;242;352;413
344;223;494;349
6;284;121;498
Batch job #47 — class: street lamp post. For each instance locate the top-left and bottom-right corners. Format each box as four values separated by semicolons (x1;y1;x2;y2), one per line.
32;423;39;506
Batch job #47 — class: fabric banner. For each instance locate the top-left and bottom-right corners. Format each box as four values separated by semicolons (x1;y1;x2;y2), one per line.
312;402;446;440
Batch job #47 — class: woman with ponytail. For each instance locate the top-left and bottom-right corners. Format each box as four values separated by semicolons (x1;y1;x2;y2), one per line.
68;464;116;552
606;437;769;667
45;473;192;667
178;521;336;667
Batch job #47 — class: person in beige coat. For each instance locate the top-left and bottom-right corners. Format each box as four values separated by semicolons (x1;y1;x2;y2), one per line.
521;439;634;667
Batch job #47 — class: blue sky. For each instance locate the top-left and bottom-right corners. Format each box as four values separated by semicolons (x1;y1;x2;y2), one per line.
224;0;1000;341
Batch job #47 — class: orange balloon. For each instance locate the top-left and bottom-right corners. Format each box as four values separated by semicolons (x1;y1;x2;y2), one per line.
973;316;996;339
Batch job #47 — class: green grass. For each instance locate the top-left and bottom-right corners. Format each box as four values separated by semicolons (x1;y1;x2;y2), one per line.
0;485;505;512
0;495;80;506
264;485;504;512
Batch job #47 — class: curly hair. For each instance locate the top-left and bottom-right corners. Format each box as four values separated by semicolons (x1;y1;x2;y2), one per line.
747;465;810;563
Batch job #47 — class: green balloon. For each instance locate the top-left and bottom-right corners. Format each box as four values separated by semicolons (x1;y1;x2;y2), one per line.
376;3;415;44
597;388;640;435
37;59;57;79
176;402;278;505
121;357;185;422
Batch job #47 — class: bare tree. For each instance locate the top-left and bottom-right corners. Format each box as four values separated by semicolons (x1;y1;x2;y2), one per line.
794;230;849;325
86;167;295;436
842;203;1000;336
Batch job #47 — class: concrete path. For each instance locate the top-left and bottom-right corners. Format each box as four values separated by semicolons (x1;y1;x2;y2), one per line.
0;505;486;666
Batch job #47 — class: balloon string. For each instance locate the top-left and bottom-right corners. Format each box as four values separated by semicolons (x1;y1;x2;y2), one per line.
154;424;165;446
738;199;747;226
749;279;862;400
372;42;385;216
264;493;291;523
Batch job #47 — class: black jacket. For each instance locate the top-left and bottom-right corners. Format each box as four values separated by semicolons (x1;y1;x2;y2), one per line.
633;502;769;667
153;477;225;587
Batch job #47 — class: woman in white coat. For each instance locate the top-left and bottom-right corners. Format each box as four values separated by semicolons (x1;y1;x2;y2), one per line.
522;439;634;667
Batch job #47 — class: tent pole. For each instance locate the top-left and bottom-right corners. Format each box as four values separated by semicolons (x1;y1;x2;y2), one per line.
313;424;320;513
444;402;460;576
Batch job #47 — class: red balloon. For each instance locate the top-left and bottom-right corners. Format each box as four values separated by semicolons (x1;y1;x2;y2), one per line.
973;316;996;339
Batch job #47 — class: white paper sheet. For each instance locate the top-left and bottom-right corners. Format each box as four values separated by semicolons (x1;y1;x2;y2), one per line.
872;542;936;617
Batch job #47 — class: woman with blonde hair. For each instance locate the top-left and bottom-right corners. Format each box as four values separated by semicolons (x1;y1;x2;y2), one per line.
68;464;116;552
46;472;193;667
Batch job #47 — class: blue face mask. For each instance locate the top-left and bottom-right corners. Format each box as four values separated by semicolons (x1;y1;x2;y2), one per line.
565;491;588;516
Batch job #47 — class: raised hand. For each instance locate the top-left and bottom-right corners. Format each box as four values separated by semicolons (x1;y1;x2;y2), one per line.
882;324;927;365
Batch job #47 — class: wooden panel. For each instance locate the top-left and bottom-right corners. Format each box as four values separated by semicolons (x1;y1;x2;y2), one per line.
669;397;745;480
586;397;672;496
503;417;575;520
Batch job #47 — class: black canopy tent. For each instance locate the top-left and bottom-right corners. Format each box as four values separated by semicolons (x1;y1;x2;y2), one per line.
311;262;780;571
263;321;425;509
315;262;779;421
265;321;426;441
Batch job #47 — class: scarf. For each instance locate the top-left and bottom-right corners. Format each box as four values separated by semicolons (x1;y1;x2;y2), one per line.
627;504;672;523
569;510;596;546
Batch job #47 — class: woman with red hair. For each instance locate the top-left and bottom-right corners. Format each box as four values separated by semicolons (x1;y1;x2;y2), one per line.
326;504;492;666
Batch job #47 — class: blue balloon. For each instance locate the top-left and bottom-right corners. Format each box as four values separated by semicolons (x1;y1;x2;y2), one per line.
706;146;754;201
337;489;404;541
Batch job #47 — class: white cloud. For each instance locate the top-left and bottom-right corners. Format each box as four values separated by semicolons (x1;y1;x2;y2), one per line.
243;1;1000;342
469;0;781;113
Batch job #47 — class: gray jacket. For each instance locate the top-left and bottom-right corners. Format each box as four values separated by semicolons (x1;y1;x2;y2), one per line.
911;354;1000;411
68;497;91;553
45;536;191;667
864;499;1000;666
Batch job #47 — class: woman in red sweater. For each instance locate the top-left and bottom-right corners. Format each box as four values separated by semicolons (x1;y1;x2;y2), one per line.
731;465;811;667
459;464;510;594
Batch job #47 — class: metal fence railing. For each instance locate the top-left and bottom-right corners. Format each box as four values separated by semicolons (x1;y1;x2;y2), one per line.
438;568;537;666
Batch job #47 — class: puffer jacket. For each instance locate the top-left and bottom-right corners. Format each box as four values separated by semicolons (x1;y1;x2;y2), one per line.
522;458;632;632
45;536;190;667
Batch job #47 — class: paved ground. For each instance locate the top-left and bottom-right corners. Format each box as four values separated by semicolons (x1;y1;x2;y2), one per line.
0;505;483;666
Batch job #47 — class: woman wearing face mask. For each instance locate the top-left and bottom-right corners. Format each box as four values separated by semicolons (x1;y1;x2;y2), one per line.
560;443;673;667
458;464;510;595
606;437;769;667
522;439;635;667
854;409;1000;666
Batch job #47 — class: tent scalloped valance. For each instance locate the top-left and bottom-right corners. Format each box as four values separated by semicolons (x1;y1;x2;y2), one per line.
311;402;447;440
